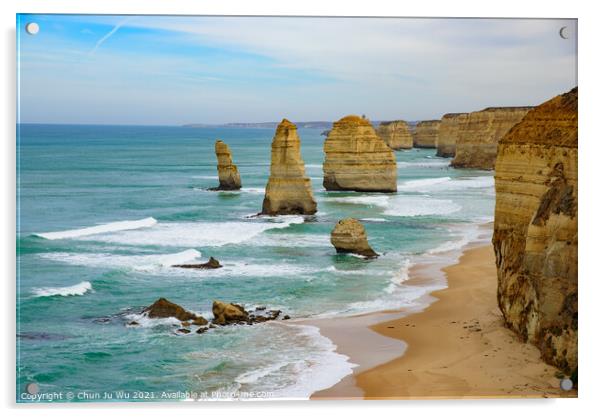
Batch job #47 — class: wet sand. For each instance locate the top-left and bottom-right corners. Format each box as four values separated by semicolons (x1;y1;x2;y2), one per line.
311;244;576;399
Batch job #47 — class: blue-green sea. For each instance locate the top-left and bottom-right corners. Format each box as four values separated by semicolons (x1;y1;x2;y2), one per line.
17;123;495;401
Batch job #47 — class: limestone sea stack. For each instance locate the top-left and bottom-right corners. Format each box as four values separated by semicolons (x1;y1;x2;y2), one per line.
492;87;577;376
261;119;317;215
330;218;378;258
213;140;241;190
413;120;440;148
376;120;413;150
451;107;533;170
436;113;468;157
323;115;397;192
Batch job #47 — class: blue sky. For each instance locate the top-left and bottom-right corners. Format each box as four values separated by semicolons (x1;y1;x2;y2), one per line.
17;15;577;125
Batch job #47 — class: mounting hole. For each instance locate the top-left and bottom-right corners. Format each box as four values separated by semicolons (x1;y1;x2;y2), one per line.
560;378;573;391
25;22;39;35
25;382;39;395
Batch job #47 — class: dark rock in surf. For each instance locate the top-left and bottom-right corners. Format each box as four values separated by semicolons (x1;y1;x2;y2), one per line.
173;257;222;269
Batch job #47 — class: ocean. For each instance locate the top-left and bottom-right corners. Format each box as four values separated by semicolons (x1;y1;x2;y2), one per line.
16;123;495;401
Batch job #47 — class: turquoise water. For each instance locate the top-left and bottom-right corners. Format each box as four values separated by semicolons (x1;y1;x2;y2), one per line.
17;124;494;401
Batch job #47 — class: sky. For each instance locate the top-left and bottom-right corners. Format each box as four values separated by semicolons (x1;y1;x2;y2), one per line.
17;15;577;125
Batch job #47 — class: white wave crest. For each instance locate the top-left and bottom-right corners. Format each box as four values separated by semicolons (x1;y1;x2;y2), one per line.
397;160;450;168
397;177;452;191
72;217;304;247
35;217;157;240
40;249;202;271
383;196;461;217
32;281;92;297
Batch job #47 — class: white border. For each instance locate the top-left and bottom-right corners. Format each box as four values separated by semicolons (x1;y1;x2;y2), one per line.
2;1;600;417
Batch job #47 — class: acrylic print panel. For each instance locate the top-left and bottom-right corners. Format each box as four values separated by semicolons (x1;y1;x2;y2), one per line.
16;14;577;402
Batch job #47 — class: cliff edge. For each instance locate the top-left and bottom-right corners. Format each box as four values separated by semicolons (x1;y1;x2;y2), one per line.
492;87;577;375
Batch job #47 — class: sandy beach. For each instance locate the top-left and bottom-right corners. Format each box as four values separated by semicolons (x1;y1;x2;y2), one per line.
311;243;576;399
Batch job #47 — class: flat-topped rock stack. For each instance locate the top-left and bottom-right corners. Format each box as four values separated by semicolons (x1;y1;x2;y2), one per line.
451;107;533;170
436;113;469;158
323;115;397;192
492;87;577;376
212;140;241;190
261;119;317;215
376;120;413;150
413;120;440;148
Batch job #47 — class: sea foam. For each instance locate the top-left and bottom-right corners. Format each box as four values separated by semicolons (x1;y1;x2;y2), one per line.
35;217;157;240
32;281;92;297
71;217;304;247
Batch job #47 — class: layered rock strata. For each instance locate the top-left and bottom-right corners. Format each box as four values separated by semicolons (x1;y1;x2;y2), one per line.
492;87;577;375
413;120;440;148
323;115;397;192
261;119;317;215
330;218;378;258
376;120;413;150
436;113;468;157
451;107;533;169
212;140;241;190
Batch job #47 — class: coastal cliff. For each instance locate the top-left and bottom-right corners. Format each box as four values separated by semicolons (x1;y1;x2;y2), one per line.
376;120;413;150
261;119;317;215
212;140;241;190
451;107;532;170
492;87;577;375
436;113;468;157
413;120;440;148
323;115;397;192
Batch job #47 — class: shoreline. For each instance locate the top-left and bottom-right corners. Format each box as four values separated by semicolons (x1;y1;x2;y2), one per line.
309;238;576;399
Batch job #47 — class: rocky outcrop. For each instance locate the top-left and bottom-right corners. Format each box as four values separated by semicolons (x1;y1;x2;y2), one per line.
436;113;468;157
261;119;317;215
413;120;440;148
212;140;241;190
451;107;533;169
323;115;397;192
212;301;283;325
376;120;413;150
173;257;222;269
143;298;208;325
492;87;577;375
330;218;378;258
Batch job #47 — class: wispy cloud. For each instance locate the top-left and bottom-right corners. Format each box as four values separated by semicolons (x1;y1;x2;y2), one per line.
89;17;134;55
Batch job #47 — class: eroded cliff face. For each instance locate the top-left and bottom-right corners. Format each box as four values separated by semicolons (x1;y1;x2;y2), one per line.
213;140;242;190
436;113;468;157
451;107;532;170
323;115;397;192
413;120;440;148
261;119;317;215
492;87;577;374
376;120;413;150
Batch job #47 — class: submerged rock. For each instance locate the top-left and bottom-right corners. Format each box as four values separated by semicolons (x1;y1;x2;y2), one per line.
143;298;208;325
330;218;378;258
493;87;577;375
261;119;317;215
323;115;397;192
376;120;413;150
210;140;241;190
173;257;222;269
